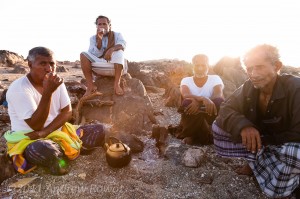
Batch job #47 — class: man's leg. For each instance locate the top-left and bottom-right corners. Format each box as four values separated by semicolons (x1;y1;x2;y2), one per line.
80;53;97;96
24;140;68;175
212;122;255;175
114;63;124;95
76;124;106;153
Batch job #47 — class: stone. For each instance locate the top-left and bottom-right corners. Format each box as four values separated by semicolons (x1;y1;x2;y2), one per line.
182;148;206;168
81;74;156;134
164;137;189;165
105;131;144;153
0;153;16;184
10;65;29;74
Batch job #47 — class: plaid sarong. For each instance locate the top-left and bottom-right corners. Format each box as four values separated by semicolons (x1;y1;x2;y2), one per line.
212;122;300;198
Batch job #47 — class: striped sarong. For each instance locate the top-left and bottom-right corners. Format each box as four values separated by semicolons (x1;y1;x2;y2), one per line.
212;122;300;198
82;51;128;76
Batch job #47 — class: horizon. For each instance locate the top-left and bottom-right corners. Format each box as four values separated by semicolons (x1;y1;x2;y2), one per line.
1;0;300;67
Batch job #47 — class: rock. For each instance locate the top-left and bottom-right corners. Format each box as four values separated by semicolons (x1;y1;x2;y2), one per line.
78;173;86;180
280;65;300;77
105;131;144;153
56;65;69;72
222;79;238;99
182;148;206;168
151;124;169;154
0;50;26;68
10;65;29;74
213;56;248;98
164;138;189;165
81;74;156;134
0;152;16;184
0;89;8;106
139;137;160;161
65;80;86;99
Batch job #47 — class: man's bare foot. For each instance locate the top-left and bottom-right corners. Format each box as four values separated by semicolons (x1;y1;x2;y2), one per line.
114;84;124;96
235;164;253;176
84;85;97;97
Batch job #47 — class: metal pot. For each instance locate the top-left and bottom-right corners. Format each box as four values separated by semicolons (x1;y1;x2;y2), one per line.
105;137;131;168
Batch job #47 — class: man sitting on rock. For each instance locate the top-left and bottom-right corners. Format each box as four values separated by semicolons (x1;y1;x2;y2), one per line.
175;54;224;145
212;44;300;198
80;15;127;96
4;47;105;175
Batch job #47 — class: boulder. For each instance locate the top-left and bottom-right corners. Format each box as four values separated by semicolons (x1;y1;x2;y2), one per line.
164;137;189;165
10;65;29;74
105;131;144;153
79;74;156;134
56;65;69;72
213;56;248;98
0;152;16;184
0;50;26;68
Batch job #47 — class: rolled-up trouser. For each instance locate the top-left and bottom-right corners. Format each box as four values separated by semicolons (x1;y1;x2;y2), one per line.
81;50;128;76
24;124;105;174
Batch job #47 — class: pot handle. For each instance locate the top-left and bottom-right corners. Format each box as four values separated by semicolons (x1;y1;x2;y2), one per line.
108;136;128;152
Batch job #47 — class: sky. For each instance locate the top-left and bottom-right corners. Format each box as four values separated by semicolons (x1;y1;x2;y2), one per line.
1;0;300;67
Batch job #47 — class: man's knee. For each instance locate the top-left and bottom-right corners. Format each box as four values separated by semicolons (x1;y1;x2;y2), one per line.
114;63;123;70
24;140;64;166
80;53;91;63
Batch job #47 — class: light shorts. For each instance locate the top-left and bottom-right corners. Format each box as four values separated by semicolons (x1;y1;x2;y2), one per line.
82;50;128;76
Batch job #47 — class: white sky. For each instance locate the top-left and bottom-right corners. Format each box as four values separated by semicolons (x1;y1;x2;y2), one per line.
1;0;300;67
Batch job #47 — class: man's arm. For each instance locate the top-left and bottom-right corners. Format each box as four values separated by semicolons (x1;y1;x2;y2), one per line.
26;104;72;140
25;73;63;130
181;84;224;116
272;87;300;144
216;82;256;142
211;84;224;100
103;44;124;61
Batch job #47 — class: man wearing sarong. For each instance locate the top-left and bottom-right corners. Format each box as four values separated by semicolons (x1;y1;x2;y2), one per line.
212;44;300;198
4;47;105;175
80;15;127;96
176;54;224;145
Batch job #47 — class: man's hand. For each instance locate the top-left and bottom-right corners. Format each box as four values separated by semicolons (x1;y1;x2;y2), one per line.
241;126;262;153
103;47;115;61
43;72;63;94
185;98;200;115
25;130;48;140
96;29;105;40
96;29;105;49
202;97;217;116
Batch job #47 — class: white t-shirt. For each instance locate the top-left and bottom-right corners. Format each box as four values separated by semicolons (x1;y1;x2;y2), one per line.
180;75;224;98
7;76;71;131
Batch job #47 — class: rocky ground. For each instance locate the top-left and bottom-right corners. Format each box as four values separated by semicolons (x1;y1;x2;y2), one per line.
0;63;270;199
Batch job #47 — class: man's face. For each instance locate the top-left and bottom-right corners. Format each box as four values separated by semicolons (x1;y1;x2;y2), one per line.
193;57;209;78
244;50;279;89
28;55;56;83
96;18;110;34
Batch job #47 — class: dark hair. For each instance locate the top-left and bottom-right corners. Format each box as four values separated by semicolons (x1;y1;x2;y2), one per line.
27;47;54;62
95;15;111;25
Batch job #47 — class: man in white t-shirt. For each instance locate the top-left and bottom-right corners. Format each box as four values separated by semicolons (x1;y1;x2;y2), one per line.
5;47;105;175
176;54;224;145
